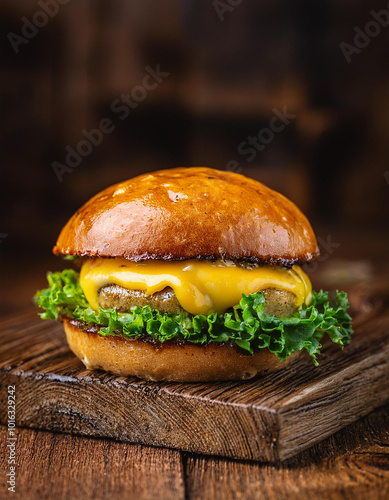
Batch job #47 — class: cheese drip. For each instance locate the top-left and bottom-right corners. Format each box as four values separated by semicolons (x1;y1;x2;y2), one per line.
79;258;312;316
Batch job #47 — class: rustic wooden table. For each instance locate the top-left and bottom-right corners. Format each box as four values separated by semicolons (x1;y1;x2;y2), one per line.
0;405;388;500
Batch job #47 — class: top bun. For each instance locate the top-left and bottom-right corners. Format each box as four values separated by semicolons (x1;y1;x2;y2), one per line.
53;167;319;266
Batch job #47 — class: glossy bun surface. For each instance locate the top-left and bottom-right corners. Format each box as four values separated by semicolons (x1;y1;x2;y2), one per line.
54;167;319;266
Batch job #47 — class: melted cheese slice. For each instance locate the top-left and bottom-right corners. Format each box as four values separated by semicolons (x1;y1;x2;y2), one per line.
80;258;312;316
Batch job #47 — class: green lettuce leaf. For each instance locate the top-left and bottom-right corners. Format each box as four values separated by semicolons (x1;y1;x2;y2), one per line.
34;269;353;365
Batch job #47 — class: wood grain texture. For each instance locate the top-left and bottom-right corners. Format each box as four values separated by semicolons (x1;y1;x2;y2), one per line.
0;306;388;462
184;404;389;500
0;426;185;500
0;406;387;500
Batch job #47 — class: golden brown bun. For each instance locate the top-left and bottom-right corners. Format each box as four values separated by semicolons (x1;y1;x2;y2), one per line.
64;320;299;382
54;167;319;266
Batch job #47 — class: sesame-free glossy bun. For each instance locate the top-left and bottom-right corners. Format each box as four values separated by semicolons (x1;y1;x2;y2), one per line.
54;167;319;266
64;320;300;382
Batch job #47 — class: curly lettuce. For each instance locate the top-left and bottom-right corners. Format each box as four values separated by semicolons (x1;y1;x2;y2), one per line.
34;269;353;365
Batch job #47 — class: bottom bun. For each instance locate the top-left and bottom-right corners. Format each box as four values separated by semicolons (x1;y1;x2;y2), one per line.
64;320;300;382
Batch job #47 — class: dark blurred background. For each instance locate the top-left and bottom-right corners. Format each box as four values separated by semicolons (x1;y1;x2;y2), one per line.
1;0;389;316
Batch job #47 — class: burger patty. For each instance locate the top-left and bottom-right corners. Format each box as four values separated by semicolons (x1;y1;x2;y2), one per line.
262;289;298;317
98;285;182;314
98;285;298;318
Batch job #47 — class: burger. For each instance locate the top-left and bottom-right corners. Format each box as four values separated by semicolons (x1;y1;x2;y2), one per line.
35;167;353;382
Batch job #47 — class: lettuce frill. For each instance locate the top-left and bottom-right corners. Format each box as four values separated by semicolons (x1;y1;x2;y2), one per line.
35;269;353;365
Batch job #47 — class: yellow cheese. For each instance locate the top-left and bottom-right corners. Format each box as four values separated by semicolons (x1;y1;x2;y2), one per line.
80;258;312;316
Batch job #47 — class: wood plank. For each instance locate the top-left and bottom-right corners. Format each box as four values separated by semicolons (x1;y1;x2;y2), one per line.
0;425;185;500
0;306;388;462
184;404;389;500
0;406;387;500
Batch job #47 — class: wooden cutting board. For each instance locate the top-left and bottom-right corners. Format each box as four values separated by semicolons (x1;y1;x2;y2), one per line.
0;302;388;462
